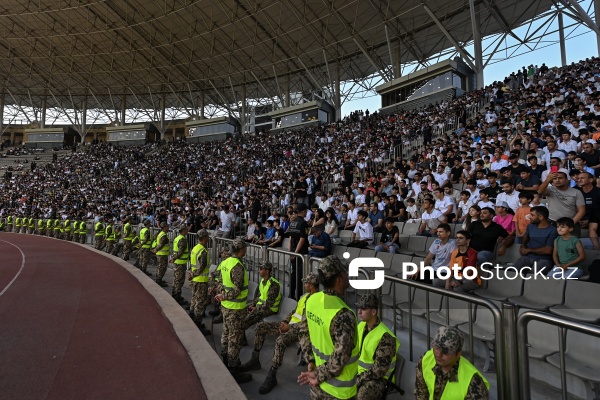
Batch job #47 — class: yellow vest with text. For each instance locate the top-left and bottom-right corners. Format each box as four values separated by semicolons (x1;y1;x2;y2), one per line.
357;321;399;382
190;243;210;282
290;293;310;324
155;231;170;256
172;234;189;264
79;221;87;234
64;219;71;231
220;257;249;310
106;225;117;242
123;222;135;241
140;227;152;249
54;219;62;231
306;291;360;399
422;349;489;400
38;219;45;231
257;277;281;313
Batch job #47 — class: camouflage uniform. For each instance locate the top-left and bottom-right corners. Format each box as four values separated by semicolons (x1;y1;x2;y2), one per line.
121;221;135;261
139;224;153;272
189;232;210;322
301;256;358;400
414;326;489;400
171;235;188;298
154;229;170;283
219;239;248;368
94;220;105;250
243;269;280;330
356;294;398;400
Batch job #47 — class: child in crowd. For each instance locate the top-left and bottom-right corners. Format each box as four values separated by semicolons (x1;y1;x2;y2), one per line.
493;201;515;235
456;191;472;225
476;188;495;209
514;192;533;244
405;198;420;223
549;217;586;279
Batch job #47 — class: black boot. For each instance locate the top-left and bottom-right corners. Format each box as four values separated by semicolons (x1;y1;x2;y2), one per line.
195;320;211;336
221;353;228;366
208;309;221;317
156;278;167;287
239;351;261;372
259;366;278;394
229;367;252;384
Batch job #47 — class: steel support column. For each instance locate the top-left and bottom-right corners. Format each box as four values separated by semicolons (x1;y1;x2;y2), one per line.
81;96;87;143
558;11;567;67
241;84;246;134
0;94;4;137
595;0;600;55
558;0;600;55
120;95;126;126
200;91;205;118
395;45;401;79
41;95;47;128
335;61;341;121
469;0;484;89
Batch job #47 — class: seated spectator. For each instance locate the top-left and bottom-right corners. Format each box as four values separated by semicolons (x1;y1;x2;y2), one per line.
243;218;259;242
324;208;339;238
548;217;586;279
476;188;495;209
374;218;400;254
267;219;284;248
344;200;359;231
462;204;481;231
307;225;331;258
367;202;384;232
418;198;446;237
516;167;541;193
347;210;373;248
445;230;480;293
405;198;420;221
577;171;600;250
455;191;472;225
256;219;275;245
514;206;557;275
468;207;512;265
385;195;407;222
411;223;456;286
433;188;456;223
493;201;515;235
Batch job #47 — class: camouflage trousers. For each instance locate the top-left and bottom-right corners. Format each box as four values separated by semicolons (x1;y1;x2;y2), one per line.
122;240;133;260
94;236;105;250
63;231;72;241
47;229;53;237
28;227;35;234
253;322;304;368
156;255;168;280
54;229;62;239
6;224;12;232
221;307;247;368
139;248;151;271
190;281;209;322
242;308;276;331
310;386;356;400
357;379;387;400
104;240;116;254
79;232;87;244
171;264;186;297
71;232;78;242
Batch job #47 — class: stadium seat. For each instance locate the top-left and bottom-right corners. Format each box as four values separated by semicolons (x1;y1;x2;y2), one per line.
390;254;413;276
426;296;474;327
344;247;361;261
398;288;443;317
397;234;410;250
520;310;560;360
473;276;524;301
548;280;600;323
583;249;600;267
264;297;297;323
376;252;394;269
401;223;419;235
491;243;521;265
458;303;500;371
415;237;437;258
399;236;427;256
247;281;258;303
398;360;417;399
508;278;566;310
546;330;600;394
332;245;348;260
359;249;376;258
452;183;464;191
394;222;405;233
338;230;353;243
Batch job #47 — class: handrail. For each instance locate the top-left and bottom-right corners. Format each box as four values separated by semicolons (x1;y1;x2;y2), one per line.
517;311;600;400
382;274;506;400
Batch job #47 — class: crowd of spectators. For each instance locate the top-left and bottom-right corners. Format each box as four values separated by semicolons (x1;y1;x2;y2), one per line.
2;57;600;285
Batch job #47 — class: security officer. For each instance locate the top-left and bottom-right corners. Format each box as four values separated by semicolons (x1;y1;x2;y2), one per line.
242;261;281;333
15;215;21;233
6;214;13;232
37;217;45;236
27;215;35;234
248;272;320;395
94;217;106;249
53;216;62;238
78;218;87;244
356;293;400;400
188;229;211;336
104;219;117;254
208;247;232;323
169;225;190;304
214;238;252;384
138;219;153;275
121;216;135;261
63;215;72;241
152;222;170;287
46;217;54;237
414;326;489;400
71;218;79;242
298;255;359;400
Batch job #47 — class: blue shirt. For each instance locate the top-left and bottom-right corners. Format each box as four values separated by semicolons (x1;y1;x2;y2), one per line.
368;210;384;228
524;223;558;261
308;232;332;258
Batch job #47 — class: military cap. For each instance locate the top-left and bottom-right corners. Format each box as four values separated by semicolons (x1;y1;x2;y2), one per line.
431;326;464;355
143;219;150;225
179;225;190;233
302;272;319;286
318;255;346;280
357;293;379;309
160;222;168;228
197;229;209;239
220;247;232;258
230;238;246;253
259;261;273;270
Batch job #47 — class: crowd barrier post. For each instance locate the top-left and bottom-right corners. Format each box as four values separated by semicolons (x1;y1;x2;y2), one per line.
502;302;520;400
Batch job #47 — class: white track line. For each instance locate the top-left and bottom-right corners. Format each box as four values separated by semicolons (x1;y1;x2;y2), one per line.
0;239;26;297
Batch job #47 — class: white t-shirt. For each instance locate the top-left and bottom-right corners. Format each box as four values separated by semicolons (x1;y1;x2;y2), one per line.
353;221;374;244
347;208;359;224
496;191;521;212
219;211;235;232
428;239;457;270
434;196;456;215
422;209;445;230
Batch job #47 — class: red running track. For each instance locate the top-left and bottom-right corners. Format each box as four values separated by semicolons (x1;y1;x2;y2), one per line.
0;233;207;400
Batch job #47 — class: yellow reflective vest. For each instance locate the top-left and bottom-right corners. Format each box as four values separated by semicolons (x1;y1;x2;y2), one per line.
140;227;152;249
306;291;359;399
190;243;210;282
256;277;281;313
357;321;399;382
155;231;170;256
220;257;248;310
290;293;310;324
172;234;189;264
422;349;489;400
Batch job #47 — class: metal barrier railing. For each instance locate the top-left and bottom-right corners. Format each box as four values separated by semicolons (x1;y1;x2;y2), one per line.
381;274;507;400
517;311;600;400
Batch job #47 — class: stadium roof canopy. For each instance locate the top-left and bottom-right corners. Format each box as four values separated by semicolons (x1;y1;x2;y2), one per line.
0;0;591;124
